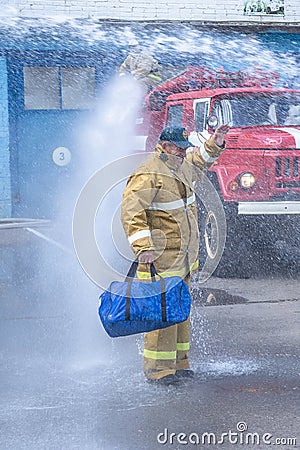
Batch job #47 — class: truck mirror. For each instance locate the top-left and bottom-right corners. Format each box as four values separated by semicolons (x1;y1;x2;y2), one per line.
207;115;219;130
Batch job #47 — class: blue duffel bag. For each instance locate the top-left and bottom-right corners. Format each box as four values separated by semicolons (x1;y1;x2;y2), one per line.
98;261;191;338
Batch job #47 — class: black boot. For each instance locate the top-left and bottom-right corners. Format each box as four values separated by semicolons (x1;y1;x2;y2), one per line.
175;369;194;378
146;374;181;385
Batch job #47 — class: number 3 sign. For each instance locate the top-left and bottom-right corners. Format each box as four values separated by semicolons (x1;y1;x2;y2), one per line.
52;146;72;167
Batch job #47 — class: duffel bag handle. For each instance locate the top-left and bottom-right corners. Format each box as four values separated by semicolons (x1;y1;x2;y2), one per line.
125;259;158;282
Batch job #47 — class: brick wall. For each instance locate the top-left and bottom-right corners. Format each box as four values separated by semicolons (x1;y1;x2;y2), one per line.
2;0;300;23
0;58;11;218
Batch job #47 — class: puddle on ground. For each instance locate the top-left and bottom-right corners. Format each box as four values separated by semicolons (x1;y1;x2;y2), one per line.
62;357;261;413
190;286;248;307
196;358;260;377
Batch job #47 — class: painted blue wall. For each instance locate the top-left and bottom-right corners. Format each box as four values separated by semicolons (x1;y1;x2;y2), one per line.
0;57;11;218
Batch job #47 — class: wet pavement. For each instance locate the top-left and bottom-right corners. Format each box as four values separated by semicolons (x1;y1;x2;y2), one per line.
0;239;299;449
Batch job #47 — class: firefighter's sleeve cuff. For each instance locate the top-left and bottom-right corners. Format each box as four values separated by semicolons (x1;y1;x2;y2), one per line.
204;136;226;158
127;230;153;256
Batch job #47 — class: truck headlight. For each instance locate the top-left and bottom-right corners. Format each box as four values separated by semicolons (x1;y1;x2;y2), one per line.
239;172;256;188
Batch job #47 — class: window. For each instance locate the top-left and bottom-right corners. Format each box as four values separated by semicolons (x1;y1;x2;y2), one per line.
24;66;96;110
194;100;209;132
24;67;60;110
166;104;183;127
61;67;96;110
211;99;233;126
212;93;300;127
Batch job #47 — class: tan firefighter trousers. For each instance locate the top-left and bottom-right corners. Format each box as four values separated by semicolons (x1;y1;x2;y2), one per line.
143;276;191;380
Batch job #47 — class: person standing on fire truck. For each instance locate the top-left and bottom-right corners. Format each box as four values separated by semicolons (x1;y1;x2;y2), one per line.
118;39;162;91
121;124;230;384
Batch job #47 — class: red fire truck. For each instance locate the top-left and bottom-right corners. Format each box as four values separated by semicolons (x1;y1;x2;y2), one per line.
135;66;300;276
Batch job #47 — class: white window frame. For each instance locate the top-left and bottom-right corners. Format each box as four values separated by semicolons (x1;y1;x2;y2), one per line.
193;98;211;132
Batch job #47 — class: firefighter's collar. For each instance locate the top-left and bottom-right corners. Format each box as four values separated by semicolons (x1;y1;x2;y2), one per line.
155;145;184;171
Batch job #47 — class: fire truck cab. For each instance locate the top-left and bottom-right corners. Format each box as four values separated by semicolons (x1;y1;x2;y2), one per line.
136;66;300;276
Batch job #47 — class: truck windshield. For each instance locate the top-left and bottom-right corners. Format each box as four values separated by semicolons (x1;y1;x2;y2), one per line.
212;93;300;127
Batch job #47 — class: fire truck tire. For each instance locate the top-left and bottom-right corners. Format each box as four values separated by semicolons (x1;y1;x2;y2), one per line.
195;174;252;279
194;177;227;282
197;206;252;278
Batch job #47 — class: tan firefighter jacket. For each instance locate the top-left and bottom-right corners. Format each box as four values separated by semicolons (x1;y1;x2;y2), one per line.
121;137;224;278
119;50;161;87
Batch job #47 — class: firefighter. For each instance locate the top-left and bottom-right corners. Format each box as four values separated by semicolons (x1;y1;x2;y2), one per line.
118;39;162;91
121;124;230;384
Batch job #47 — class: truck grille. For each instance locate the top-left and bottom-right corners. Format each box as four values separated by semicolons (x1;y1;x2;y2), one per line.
275;156;300;188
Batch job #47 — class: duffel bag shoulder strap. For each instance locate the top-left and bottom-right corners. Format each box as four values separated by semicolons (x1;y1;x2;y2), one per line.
150;263;166;322
125;259;139;281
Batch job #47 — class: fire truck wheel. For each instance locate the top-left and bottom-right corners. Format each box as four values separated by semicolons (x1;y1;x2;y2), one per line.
195;180;226;282
195;175;256;279
203;210;219;260
198;205;253;278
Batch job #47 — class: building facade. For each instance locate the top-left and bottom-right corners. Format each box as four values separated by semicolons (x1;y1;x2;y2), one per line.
0;1;299;219
2;0;300;23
